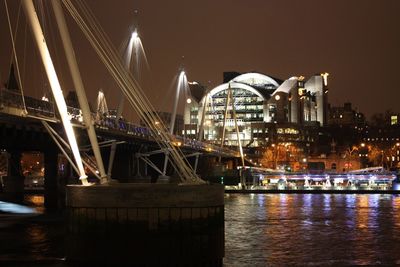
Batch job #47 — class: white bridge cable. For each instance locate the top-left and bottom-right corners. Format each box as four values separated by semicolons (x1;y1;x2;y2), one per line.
42;120;102;180
62;0;204;184
4;0;27;114
50;0;108;183
41;120;80;175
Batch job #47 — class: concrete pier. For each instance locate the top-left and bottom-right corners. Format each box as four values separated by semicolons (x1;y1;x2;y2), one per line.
66;183;224;266
1;150;24;202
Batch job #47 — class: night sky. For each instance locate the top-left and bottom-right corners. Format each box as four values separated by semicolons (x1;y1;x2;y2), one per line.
1;0;399;121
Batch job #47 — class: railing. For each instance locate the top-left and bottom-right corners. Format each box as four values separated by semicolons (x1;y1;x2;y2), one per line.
0;88;238;157
0;89;56;118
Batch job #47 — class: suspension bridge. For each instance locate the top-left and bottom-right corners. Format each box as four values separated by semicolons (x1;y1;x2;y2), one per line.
0;0;226;265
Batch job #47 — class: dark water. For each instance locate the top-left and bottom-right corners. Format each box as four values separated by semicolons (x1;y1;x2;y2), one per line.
2;194;400;266
225;194;400;266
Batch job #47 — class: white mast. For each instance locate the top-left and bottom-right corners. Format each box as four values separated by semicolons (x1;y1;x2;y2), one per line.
21;0;89;185
50;0;108;184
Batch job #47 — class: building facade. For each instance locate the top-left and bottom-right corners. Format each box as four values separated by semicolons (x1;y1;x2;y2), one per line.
183;72;329;150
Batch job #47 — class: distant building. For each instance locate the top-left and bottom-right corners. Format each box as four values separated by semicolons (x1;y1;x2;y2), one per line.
308;154;361;173
328;102;365;127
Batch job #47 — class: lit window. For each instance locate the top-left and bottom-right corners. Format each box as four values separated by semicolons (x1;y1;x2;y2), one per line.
391;115;398;125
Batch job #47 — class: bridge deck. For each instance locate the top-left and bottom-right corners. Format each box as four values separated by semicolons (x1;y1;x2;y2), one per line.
0;88;238;157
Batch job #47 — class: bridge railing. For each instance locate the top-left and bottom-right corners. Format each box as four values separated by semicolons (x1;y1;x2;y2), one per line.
0;88;24;110
0;88;238;157
0;88;56;118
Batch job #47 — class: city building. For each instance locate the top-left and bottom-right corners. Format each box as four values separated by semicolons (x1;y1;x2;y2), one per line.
328;102;366;127
183;71;329;154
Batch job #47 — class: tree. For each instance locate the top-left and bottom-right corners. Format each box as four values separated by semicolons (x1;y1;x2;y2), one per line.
260;148;274;169
367;145;383;167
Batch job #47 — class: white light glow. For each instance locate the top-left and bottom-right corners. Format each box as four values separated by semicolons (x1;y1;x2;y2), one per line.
131;30;138;40
231;72;280;87
186;98;192;104
0;201;37;214
274;95;280;101
321;72;329;86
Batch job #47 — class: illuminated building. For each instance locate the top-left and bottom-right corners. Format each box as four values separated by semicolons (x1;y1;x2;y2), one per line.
183;72;329;149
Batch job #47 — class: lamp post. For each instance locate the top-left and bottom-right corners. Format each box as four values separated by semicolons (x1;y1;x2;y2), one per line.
161;69;187;178
107;27;141;179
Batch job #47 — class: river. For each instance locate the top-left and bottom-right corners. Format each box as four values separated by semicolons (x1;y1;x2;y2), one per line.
1;193;400;266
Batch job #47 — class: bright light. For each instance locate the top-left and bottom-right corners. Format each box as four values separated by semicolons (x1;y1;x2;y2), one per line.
172;141;182;147
131;30;138;40
361;143;366;147
0;201;37;214
302;158;307;163
321;72;329;86
186;98;192;104
274;95;280;101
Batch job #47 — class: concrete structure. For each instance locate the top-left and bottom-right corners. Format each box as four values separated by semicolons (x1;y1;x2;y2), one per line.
66;184;224;266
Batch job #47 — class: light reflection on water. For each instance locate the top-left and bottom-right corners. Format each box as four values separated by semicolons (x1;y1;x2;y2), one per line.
225;194;400;266
1;194;400;266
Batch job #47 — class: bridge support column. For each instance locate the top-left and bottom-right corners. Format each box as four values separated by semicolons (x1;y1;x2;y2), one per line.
2;150;24;201
44;149;59;211
66;184;224;266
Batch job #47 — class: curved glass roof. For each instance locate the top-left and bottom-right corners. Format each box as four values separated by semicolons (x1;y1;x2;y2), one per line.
231;73;280;88
208;82;265;100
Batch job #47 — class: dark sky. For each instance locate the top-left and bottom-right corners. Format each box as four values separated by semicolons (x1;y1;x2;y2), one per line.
1;0;400;122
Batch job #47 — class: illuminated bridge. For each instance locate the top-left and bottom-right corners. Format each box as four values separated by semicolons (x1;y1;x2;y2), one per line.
0;87;241;208
0;88;238;157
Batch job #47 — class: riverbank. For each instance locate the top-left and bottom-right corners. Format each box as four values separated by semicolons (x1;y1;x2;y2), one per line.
225;189;400;194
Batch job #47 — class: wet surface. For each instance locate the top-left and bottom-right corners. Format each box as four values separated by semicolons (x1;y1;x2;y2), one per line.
225;194;400;266
1;194;400;266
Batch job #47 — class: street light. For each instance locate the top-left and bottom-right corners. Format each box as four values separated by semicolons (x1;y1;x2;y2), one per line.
131;30;138;40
